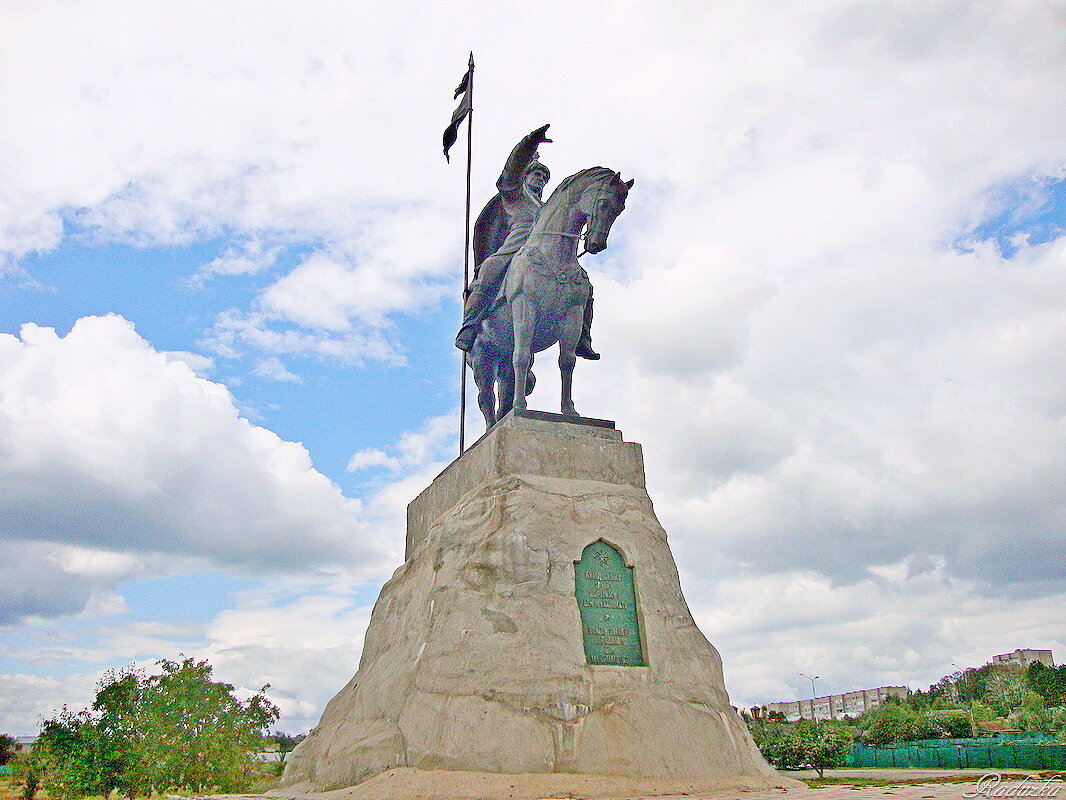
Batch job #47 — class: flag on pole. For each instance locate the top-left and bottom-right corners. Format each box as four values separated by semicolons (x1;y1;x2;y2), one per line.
443;59;473;162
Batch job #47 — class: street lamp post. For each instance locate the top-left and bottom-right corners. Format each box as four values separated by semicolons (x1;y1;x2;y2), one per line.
952;662;977;737
800;673;820;722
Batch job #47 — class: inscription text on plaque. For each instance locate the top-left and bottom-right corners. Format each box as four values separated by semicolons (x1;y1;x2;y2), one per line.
574;541;645;666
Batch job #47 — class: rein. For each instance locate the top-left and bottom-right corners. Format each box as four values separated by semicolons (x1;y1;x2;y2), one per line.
537;229;588;259
537;172;613;258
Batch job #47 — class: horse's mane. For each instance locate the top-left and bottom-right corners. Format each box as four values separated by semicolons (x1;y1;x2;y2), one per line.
543;167;617;208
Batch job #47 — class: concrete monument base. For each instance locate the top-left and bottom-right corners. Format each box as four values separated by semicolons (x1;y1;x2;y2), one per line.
278;411;791;793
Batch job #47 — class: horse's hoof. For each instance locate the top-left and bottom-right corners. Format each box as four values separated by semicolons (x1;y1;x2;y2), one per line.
561;406;579;417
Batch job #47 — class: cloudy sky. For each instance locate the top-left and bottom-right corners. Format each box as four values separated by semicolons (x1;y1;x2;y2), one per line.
2;0;1064;735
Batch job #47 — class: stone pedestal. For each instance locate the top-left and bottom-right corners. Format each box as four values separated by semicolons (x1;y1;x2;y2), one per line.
279;411;784;794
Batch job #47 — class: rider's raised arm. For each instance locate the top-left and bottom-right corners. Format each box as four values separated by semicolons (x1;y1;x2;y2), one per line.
496;129;545;199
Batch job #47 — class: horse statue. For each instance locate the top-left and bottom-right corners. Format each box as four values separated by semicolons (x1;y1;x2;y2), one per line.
468;167;633;428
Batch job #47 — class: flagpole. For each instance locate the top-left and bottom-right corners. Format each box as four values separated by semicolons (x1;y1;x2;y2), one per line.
458;52;474;456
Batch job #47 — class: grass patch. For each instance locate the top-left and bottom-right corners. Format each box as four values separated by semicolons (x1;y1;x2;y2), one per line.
0;766;281;800
805;772;1061;788
0;776;44;800
245;770;281;795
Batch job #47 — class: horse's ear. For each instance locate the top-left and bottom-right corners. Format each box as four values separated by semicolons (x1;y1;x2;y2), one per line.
625;178;635;189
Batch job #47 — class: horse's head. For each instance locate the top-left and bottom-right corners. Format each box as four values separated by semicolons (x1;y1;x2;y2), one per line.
581;171;634;254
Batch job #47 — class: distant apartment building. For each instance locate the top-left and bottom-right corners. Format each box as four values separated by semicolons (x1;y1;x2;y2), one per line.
990;649;1054;668
766;686;909;722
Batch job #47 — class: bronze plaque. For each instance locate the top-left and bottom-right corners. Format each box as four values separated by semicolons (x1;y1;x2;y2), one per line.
574;541;645;666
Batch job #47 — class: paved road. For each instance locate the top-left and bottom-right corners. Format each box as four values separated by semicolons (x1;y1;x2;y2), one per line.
737;769;1061;800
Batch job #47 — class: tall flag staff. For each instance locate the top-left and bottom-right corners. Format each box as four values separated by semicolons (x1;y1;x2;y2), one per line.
443;52;475;456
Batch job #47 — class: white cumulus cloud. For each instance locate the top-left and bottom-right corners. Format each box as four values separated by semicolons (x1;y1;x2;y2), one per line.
0;314;392;623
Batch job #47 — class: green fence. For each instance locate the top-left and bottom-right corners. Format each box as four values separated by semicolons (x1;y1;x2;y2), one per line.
847;735;1066;770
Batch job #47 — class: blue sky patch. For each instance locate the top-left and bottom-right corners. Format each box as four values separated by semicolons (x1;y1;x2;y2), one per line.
967;174;1066;257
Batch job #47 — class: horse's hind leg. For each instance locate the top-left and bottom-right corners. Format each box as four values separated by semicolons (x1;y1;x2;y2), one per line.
470;346;497;429
511;297;535;413
557;303;584;417
497;361;516;419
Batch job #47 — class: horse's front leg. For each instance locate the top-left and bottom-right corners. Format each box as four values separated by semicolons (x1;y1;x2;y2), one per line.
511;297;535;413
558;302;585;417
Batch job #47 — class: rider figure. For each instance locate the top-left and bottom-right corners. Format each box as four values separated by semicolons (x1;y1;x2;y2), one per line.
454;124;600;360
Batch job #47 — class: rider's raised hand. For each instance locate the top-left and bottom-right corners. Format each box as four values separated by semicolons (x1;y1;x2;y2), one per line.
530;124;552;145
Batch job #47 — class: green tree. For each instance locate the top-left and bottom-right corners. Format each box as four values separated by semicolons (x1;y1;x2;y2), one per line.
21;770;39;800
1013;693;1052;732
858;703;933;744
0;733;15;765
792;722;855;778
747;719;855;778
33;709;126;799
908;689;932;711
967;700;996;734
135;658;279;793
264;731;305;753
985;665;1028;715
954;665;994;704
928;711;973;738
91;668;145;797
1028;663;1066;707
746;718;792;766
33;657;279;797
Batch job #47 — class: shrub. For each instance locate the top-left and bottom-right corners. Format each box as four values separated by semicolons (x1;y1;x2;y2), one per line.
32;657;279;798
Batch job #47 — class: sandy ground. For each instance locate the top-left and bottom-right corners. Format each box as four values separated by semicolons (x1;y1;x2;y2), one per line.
11;765;1060;800
226;767;1062;800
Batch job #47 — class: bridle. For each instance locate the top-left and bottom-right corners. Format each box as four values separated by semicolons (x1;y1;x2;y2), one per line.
539;173;616;258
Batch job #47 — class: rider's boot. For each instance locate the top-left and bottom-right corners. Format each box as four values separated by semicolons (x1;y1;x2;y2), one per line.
455;285;488;352
575;298;600;360
575;335;600;360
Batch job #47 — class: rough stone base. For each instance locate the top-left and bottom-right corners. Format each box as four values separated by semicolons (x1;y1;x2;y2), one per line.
281;412;785;792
